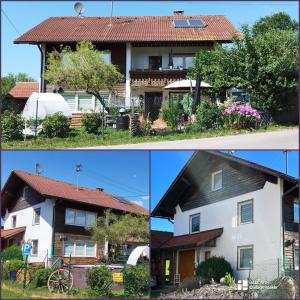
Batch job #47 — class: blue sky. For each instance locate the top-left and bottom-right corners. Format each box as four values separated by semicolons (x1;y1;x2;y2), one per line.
1;150;149;209
1;1;298;79
151;150;299;232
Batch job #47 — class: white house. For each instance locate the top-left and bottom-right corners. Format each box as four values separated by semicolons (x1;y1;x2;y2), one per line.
151;151;299;284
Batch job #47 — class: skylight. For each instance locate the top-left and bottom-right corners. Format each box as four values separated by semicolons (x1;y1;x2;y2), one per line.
113;196;131;205
173;19;205;28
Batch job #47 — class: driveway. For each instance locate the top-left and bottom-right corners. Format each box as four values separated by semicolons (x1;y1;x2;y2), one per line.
81;128;298;150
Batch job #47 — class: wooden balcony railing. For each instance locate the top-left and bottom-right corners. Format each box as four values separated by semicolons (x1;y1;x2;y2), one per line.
130;69;188;87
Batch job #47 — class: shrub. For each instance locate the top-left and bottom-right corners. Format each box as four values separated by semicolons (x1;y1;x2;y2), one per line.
195;101;224;130
224;272;235;286
5;259;24;273
1;246;23;261
161;96;180;131
2;111;24;142
31;267;53;287
86;266;113;297
182;93;193;117
223;104;261;130
123;264;149;297
196;256;233;284
81;113;103;134
42;112;71;138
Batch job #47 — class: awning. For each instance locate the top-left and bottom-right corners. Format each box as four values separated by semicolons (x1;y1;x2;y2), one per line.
164;79;212;90
160;228;223;249
1;227;26;239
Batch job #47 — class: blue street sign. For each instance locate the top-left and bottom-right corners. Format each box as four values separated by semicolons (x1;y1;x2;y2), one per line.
22;243;31;256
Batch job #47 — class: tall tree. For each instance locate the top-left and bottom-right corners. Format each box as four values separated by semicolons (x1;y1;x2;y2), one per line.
191;14;298;115
252;12;298;36
44;41;124;111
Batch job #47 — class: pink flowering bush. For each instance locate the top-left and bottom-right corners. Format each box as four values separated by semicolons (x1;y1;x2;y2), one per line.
223;104;261;130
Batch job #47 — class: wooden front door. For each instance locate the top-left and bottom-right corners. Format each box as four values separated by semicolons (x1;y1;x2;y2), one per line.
145;92;163;121
178;249;195;282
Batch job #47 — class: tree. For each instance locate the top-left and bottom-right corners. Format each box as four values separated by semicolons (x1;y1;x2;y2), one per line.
1;73;35;111
252;12;298;36
88;209;149;260
44;41;124;111
191;14;298;115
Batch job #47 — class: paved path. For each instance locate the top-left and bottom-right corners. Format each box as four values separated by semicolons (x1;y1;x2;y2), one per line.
81;128;298;150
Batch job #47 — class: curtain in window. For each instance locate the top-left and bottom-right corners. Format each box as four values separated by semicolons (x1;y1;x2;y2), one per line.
240;248;253;268
241;203;253;223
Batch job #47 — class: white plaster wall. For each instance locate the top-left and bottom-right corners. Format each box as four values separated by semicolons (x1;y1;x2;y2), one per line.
131;46;203;70
173;181;283;280
4;199;55;263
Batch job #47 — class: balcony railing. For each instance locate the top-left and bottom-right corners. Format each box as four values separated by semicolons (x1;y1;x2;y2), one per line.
130;69;188;87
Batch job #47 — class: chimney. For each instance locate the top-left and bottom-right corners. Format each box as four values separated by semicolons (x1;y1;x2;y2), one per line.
173;10;184;15
96;187;104;192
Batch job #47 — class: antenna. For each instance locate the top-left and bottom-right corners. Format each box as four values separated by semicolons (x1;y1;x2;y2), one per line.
35;163;43;175
74;2;85;17
109;1;114;26
283;150;288;174
76;164;82;191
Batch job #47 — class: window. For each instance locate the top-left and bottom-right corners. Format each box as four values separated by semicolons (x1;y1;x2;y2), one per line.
190;213;200;233
212;170;222;191
63;241;96;257
238;200;253;224
102;51;111;64
149;56;162;70
22;186;29;199
65;208;97;227
294;246;299;270
33;208;41;225
64;95;76;111
238;246;253;269
31;240;38;256
294;201;299;223
78;95;94;112
172;54;194;69
205;251;211;261
11;216;17;228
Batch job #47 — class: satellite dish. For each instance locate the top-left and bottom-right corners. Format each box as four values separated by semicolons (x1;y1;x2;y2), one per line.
74;2;85;16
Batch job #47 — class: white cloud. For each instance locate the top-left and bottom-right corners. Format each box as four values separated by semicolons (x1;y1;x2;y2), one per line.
141;195;149;201
133;200;144;207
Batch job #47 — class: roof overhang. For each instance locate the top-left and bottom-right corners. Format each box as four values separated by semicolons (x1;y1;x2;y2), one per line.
1;227;26;239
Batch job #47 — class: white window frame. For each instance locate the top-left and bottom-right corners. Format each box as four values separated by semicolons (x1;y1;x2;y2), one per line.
31;240;39;256
11;215;17;228
33;207;41;225
189;213;200;234
65;208;97;227
294;246;299;270
238;245;253;270
238;199;254;225
172;54;195;69
211;170;222;191
63;241;97;258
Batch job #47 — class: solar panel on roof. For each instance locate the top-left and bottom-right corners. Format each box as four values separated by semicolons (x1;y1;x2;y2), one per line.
173;19;189;27
188;19;205;27
113;196;131;204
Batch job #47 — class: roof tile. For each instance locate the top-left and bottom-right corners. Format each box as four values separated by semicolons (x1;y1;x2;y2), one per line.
8;82;39;99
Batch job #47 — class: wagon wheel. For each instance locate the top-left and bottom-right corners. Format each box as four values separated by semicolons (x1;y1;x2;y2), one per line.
47;268;73;293
16;268;31;286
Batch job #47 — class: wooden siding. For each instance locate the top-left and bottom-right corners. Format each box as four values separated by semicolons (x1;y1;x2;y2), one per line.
8;185;44;213
179;152;272;212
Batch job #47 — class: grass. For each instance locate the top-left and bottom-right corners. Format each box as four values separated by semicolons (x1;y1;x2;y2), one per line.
2;125;296;149
1;280;137;299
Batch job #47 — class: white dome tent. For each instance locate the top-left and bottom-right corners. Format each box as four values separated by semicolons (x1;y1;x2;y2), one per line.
22;92;72;135
126;245;149;266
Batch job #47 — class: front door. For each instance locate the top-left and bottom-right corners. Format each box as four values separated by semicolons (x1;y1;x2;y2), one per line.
178;249;195;282
145;92;162;121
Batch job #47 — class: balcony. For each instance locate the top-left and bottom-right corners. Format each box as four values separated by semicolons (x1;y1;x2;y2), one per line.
130;69;188;87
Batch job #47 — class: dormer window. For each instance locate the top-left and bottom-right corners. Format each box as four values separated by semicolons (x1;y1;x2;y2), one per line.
189;213;200;233
22;186;29;199
212;170;222;191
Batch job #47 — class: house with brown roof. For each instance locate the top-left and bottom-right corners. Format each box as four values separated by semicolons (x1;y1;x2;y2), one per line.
7;82;39;113
151;151;299;285
1;170;148;265
14;12;239;121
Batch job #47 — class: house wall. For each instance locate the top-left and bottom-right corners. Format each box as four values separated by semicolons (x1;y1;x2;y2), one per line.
173;181;283;281
3;198;55;263
131;45;212;70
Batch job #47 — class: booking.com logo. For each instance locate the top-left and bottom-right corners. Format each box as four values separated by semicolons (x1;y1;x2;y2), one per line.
237;280;249;291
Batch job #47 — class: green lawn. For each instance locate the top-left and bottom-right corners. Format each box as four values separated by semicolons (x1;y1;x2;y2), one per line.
2;125;296;150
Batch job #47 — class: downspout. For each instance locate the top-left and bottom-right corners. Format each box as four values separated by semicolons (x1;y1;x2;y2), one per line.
50;200;56;259
281;183;298;272
37;44;45;93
